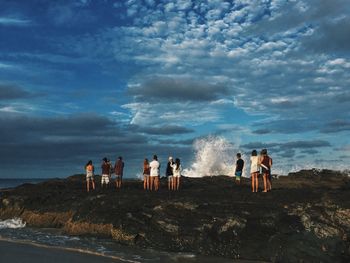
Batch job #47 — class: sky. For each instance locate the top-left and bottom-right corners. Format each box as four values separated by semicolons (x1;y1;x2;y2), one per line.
0;0;349;178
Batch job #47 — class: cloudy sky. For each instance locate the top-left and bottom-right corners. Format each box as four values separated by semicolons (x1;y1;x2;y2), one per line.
1;0;349;178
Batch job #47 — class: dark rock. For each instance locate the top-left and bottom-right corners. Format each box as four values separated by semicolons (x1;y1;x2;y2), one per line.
0;169;349;262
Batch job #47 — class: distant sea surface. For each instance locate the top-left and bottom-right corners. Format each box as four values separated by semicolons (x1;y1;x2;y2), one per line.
0;178;49;190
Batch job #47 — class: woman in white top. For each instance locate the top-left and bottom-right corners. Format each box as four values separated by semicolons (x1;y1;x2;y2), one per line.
172;158;182;191
250;150;259;192
149;155;160;191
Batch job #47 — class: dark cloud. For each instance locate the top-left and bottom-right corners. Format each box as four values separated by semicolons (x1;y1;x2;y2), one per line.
128;77;230;102
320;120;350;133
279;150;296;158
281;140;331;149
130;124;194;135
0;84;36;100
242;140;331;152
0;113;193;177
251;119;318;134
300;149;319;155
241;142;280;150
252;128;271;134
302;16;350;53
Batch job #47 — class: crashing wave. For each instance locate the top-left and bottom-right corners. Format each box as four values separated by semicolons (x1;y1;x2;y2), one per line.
0;218;26;229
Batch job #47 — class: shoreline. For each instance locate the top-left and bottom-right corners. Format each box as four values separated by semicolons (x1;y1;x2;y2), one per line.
0;238;133;263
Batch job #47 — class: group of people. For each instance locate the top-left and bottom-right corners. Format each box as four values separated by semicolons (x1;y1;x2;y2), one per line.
84;154;182;192
85;149;272;193
234;148;273;192
142;155;182;191
85;156;124;192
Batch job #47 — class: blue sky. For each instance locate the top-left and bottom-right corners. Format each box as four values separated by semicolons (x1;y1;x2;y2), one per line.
0;0;349;178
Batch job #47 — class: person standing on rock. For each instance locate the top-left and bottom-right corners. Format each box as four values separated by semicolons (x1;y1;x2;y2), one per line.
85;160;95;192
101;157;110;188
172;158;182;190
143;158;150;190
114;156;124;189
260;149;272;192
235;153;244;185
149;155;160;191
166;156;174;190
250;150;259;192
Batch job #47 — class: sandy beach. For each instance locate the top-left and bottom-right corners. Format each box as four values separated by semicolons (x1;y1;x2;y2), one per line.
0;239;129;263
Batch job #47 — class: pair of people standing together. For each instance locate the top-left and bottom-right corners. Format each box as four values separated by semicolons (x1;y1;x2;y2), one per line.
143;155;182;191
250;149;272;192
166;156;182;191
143;155;160;191
85;156;124;192
101;157;124;189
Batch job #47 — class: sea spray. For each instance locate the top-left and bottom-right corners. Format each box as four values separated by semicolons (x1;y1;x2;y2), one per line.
183;136;246;177
0;218;26;229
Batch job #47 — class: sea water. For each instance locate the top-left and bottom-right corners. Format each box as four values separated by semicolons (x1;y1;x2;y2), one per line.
0;218;234;262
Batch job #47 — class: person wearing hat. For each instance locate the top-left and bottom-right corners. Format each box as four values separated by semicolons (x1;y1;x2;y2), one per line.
101;157;110;188
166;156;174;190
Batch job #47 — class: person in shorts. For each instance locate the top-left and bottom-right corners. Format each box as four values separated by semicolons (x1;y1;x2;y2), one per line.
149;155;160;191
166;156;174;190
85;160;95;192
143;158;150;190
172;158;182;190
101;157;110;188
235;153;244;185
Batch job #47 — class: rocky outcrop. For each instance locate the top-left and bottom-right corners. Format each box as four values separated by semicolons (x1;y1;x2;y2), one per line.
0;170;349;262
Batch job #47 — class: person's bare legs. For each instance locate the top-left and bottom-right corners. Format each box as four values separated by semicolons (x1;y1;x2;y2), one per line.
86;180;90;192
176;177;180;190
168;177;171;190
143;176;147;190
251;173;254;192
263;174;268;192
149;176;154;191
255;173;258;192
155;177;159;191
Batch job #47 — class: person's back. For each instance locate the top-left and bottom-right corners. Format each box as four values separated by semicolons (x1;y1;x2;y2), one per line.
236;158;244;172
166;161;174;177
101;162;110;175
86;164;94;173
173;163;182;177
261;155;271;169
115;159;124;176
250;155;259;173
150;159;160;176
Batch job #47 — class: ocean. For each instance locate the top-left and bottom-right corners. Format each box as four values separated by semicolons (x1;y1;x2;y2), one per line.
0;178;49;190
0;179;233;263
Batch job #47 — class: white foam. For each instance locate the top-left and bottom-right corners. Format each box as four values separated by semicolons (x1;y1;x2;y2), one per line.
183;136;244;177
0;218;26;229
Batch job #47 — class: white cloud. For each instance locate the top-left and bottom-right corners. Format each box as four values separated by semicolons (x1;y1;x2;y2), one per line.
0;17;31;26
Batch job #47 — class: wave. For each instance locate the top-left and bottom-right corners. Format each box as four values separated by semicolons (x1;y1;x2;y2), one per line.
0;218;26;229
183;136;242;177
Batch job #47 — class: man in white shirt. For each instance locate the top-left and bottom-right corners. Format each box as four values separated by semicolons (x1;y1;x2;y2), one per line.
149;155;160;191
